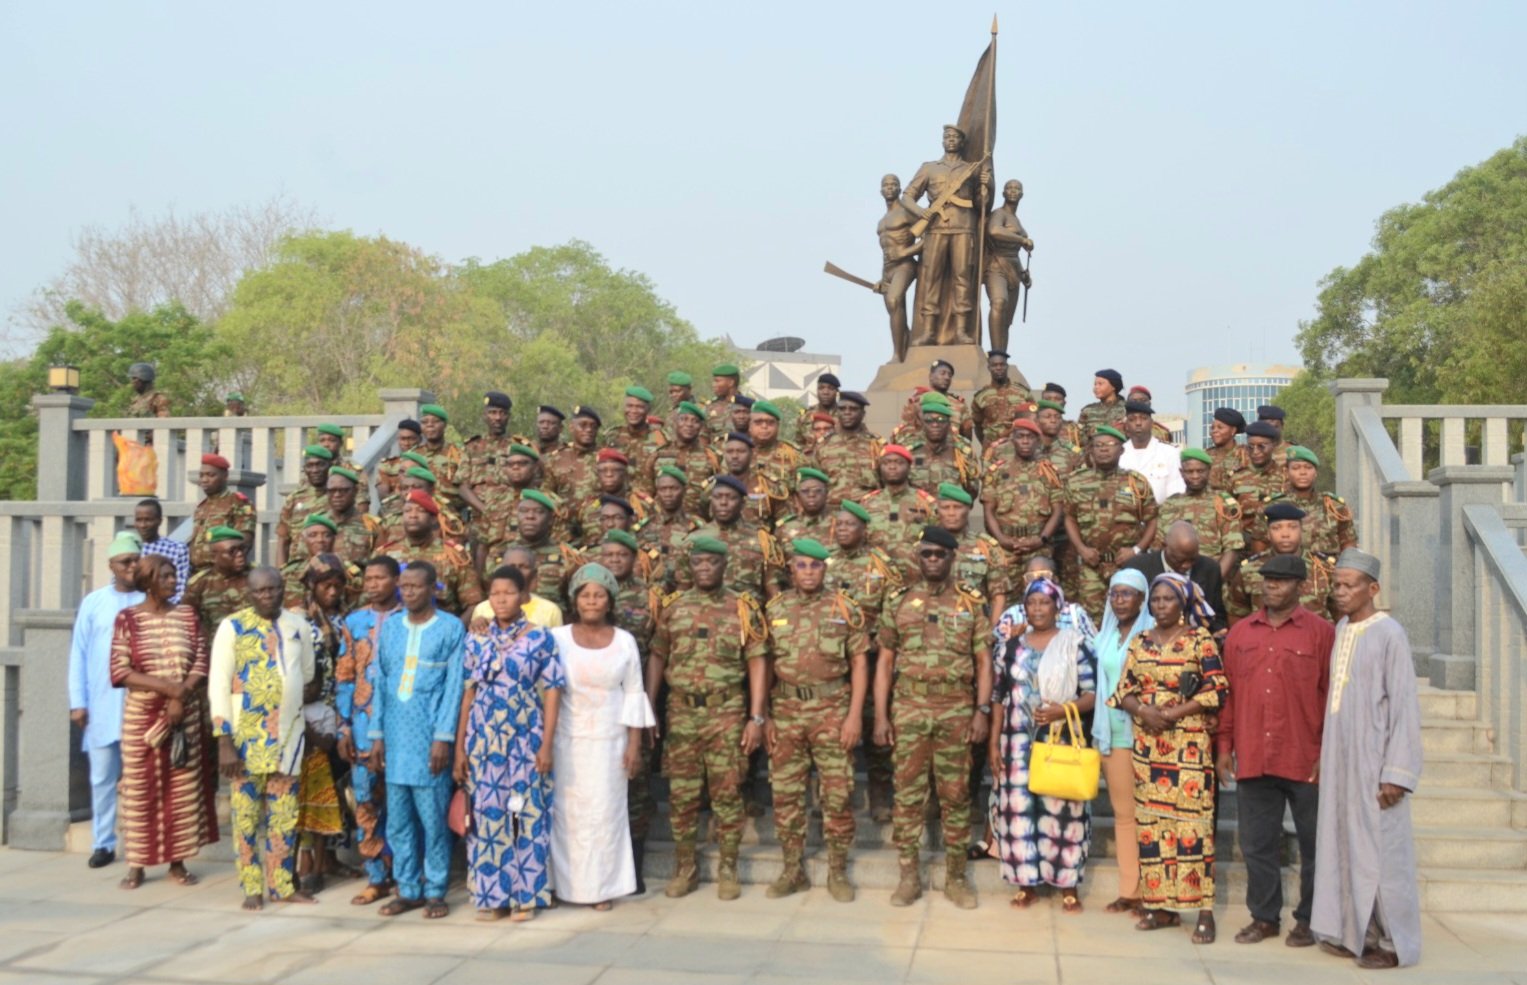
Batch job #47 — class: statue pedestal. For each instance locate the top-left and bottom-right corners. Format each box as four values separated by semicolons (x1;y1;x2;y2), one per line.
861;344;1029;439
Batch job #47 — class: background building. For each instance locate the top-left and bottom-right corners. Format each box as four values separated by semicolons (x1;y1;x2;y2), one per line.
732;336;842;404
1184;363;1300;447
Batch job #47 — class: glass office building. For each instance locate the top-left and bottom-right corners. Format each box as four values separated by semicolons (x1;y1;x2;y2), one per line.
1184;364;1300;448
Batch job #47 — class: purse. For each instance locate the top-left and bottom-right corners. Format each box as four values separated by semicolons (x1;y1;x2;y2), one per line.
1028;702;1101;801
168;725;190;770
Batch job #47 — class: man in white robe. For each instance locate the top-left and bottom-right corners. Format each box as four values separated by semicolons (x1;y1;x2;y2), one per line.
1311;548;1423;969
1119;399;1184;504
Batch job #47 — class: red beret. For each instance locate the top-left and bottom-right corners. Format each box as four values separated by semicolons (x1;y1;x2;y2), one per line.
881;444;913;462
1012;419;1043;436
405;489;440;516
596;448;630;466
201;454;230;471
1129;385;1153;399
811;412;836;424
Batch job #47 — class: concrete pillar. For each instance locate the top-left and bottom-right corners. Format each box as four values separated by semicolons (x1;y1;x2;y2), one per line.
31;394;95;502
1329;378;1388;503
1429;465;1513;690
7;610;80;849
1383;481;1440;675
379;388;434;425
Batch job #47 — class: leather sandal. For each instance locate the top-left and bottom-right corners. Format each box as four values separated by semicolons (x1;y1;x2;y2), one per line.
1235;919;1281;944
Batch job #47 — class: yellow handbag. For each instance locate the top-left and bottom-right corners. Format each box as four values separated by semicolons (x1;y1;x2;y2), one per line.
1028;702;1101;801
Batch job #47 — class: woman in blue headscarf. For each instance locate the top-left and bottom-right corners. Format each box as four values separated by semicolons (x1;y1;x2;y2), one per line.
1092;568;1152;915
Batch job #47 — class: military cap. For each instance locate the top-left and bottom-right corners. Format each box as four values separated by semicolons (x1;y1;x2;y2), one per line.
599;494;636;516
225;392;245;403
937;482;973;506
657;465;689;485
791;538;831;561
303;513;338;534
817;372;842;388
201;453;231;471
1128;385;1153;400
920;525;960;550
1095;369;1123;393
712;363;741;378
688;535;728;556
734;395;755;409
596;448;630;466
520;489;557;513
404;489;440;516
401;450;430;468
1260;554;1307;581
1213;407;1246;431
625;385;654;404
988;349;1010;358
676;400;706;419
316;423;345;439
1257;405;1286;421
1035;399;1065;414
881;443;913;462
1287;445;1320;467
752;399;783;421
303;444;334;461
330;466;361;484
839;500;872;524
483;391;512;410
838;390;869;406
1263;501;1307;523
405;466;438;484
796;467;830;486
603;529;640;553
811;412;836;424
1124;399;1154;416
1335;548;1381;579
920;394;953;418
930;359;955;373
1094;425;1126;442
127;362;156;382
712;474;748;497
397;418;422;435
941;124;966;140
666;371;693;387
207;525;244;543
1180;447;1213;466
419;403;448;422
1246;421;1280;440
537;405;565;420
1012;418;1043;436
572;405;602;426
1043;382;1067;398
724;431;755;447
494;443;533;463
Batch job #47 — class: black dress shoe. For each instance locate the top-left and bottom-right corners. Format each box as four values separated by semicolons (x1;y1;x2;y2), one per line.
87;849;115;869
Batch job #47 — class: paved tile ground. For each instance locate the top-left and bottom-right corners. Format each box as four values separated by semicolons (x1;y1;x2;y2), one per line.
0;848;1521;985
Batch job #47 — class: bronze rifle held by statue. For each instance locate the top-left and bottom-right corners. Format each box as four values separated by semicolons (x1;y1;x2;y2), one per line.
908;155;990;238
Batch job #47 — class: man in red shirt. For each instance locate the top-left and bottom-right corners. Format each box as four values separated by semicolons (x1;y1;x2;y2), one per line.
1216;553;1335;948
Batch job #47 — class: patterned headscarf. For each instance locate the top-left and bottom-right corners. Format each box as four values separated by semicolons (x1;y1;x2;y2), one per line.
1023;576;1066;608
1149;571;1216;628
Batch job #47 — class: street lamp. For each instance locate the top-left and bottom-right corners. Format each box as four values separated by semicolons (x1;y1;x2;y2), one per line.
47;364;80;394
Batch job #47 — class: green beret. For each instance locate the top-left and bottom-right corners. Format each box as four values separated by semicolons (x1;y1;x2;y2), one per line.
508;443;540;461
405;466;437;484
839;501;872;524
1180;447;1213;466
791;537;830;561
330;466;361;484
304;444;334;461
1036;399;1065;414
303;514;338;534
603;529;640;553
225;392;245;403
712;363;740;378
316;423;344;439
796;467;830;486
676;401;706;420
419;403;448;422
1094;425;1126;442
920;395;952;418
752;400;782;420
937;482;973;505
667;371;693;387
1287;445;1321;468
625;385;655;404
688;535;728;556
657;465;689;486
520;489;557;513
401;450;430;468
207;525;245;543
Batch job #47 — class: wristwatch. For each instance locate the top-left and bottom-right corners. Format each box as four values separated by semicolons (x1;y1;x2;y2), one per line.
750;714;767;727
977;703;992;716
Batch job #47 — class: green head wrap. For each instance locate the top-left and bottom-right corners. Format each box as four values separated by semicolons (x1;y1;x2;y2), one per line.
568;562;619;603
107;531;143;559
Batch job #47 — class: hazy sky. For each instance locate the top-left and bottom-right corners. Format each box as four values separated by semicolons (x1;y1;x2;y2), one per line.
3;1;1524;412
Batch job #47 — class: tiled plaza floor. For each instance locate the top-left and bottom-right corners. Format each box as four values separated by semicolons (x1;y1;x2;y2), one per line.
0;848;1520;984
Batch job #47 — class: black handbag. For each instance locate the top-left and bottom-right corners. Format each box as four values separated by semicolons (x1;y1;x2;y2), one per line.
168;726;190;769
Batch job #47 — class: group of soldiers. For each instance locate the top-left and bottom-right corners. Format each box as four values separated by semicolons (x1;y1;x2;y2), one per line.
164;357;1354;906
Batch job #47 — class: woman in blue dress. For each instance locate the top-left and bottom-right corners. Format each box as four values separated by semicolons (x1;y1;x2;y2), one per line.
453;564;565;921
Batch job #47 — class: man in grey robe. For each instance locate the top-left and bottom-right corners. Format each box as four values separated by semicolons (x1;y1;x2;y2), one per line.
1311;548;1423;969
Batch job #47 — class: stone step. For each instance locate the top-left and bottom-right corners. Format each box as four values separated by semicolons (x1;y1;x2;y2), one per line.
1413;826;1527;868
1417;685;1478;721
1421;718;1494;755
1415;751;1517;789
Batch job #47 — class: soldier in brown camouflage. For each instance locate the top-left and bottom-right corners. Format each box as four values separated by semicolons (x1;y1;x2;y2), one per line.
375;418;422;506
126;363;172;418
277;444;334;566
860;444;937;567
378;490;484;616
791;373;841;447
1226;502;1338;624
704;363;742;444
532;405;567;459
980;419;1064;571
1076;369;1127;442
931;483;1010;623
571;450;654;547
183;526;251;637
969;350;1032;449
188;455;255;572
873;525;993;909
701;433;791;528
807;391;882;506
692;476;785;601
1062;427;1159;622
894;361;973;441
543;406;603;505
1206;407;1250;493
281;515;341;608
1232;421;1289;550
1038;383;1084;449
646;536;769;900
1155;448;1245;580
602;386;669;472
748;401;803;488
502;489;587;616
374;466;469;550
637;468;702;593
905;393;980;500
772;468;836;547
645;401;719;510
1253;445;1356;558
314;468;380;565
416;403;464;513
1033;400;1085;478
763;537;870;902
464;442;539;570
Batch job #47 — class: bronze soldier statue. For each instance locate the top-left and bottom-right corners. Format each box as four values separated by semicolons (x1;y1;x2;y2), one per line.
901;125;990;346
983;179;1033;353
875;174;921;362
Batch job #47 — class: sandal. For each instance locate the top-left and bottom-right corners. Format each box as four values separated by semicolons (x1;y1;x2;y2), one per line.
509;908;536;923
351;883;392;906
1061;892;1082;913
1193;913;1217;945
475;908;506;922
1008;888;1037;909
379;897;425;918
1104;896;1142;914
1135;910;1182;931
119;867;145;891
423;898;449;920
591;901;612;912
166;864;198;887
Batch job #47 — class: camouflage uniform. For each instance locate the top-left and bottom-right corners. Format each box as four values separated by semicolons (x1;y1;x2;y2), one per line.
635;510;702;593
543;444;600;505
951;529;1009;613
690;521;784;599
896;390;973;441
614;575;660;842
416;439;464;511
280;556;362;610
859;485;937;568
278;485;329;558
1226;549;1338;622
877;579;986;863
772;510;835;549
1230;462;1286;546
766;589;869;861
602;423;669;476
970;381;1032;448
753;440;803;489
646;441;720;513
699;470;790;529
322;509;380;565
1253;490;1356;558
182;567;250;637
460;433;525;556
980;454;1063;568
379;538;484;615
128;390;172;418
374;503;468;550
808;428;883;506
502;538;587;615
1076;398;1126;440
1207;442;1250;494
572;486;655;547
827;544;903;802
1154;489;1245;560
189;490;255;571
703;396;737;444
1062;466;1158;620
1042;438;1085;479
652;586;768;869
904;436;979;501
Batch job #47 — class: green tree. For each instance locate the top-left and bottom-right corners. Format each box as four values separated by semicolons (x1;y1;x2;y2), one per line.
0;301;229;500
1272;371;1336;490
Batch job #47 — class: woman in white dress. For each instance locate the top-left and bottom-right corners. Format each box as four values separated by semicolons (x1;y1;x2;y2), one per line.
549;563;656;909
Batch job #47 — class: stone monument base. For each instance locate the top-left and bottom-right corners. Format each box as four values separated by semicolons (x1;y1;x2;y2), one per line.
860;344;1029;439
